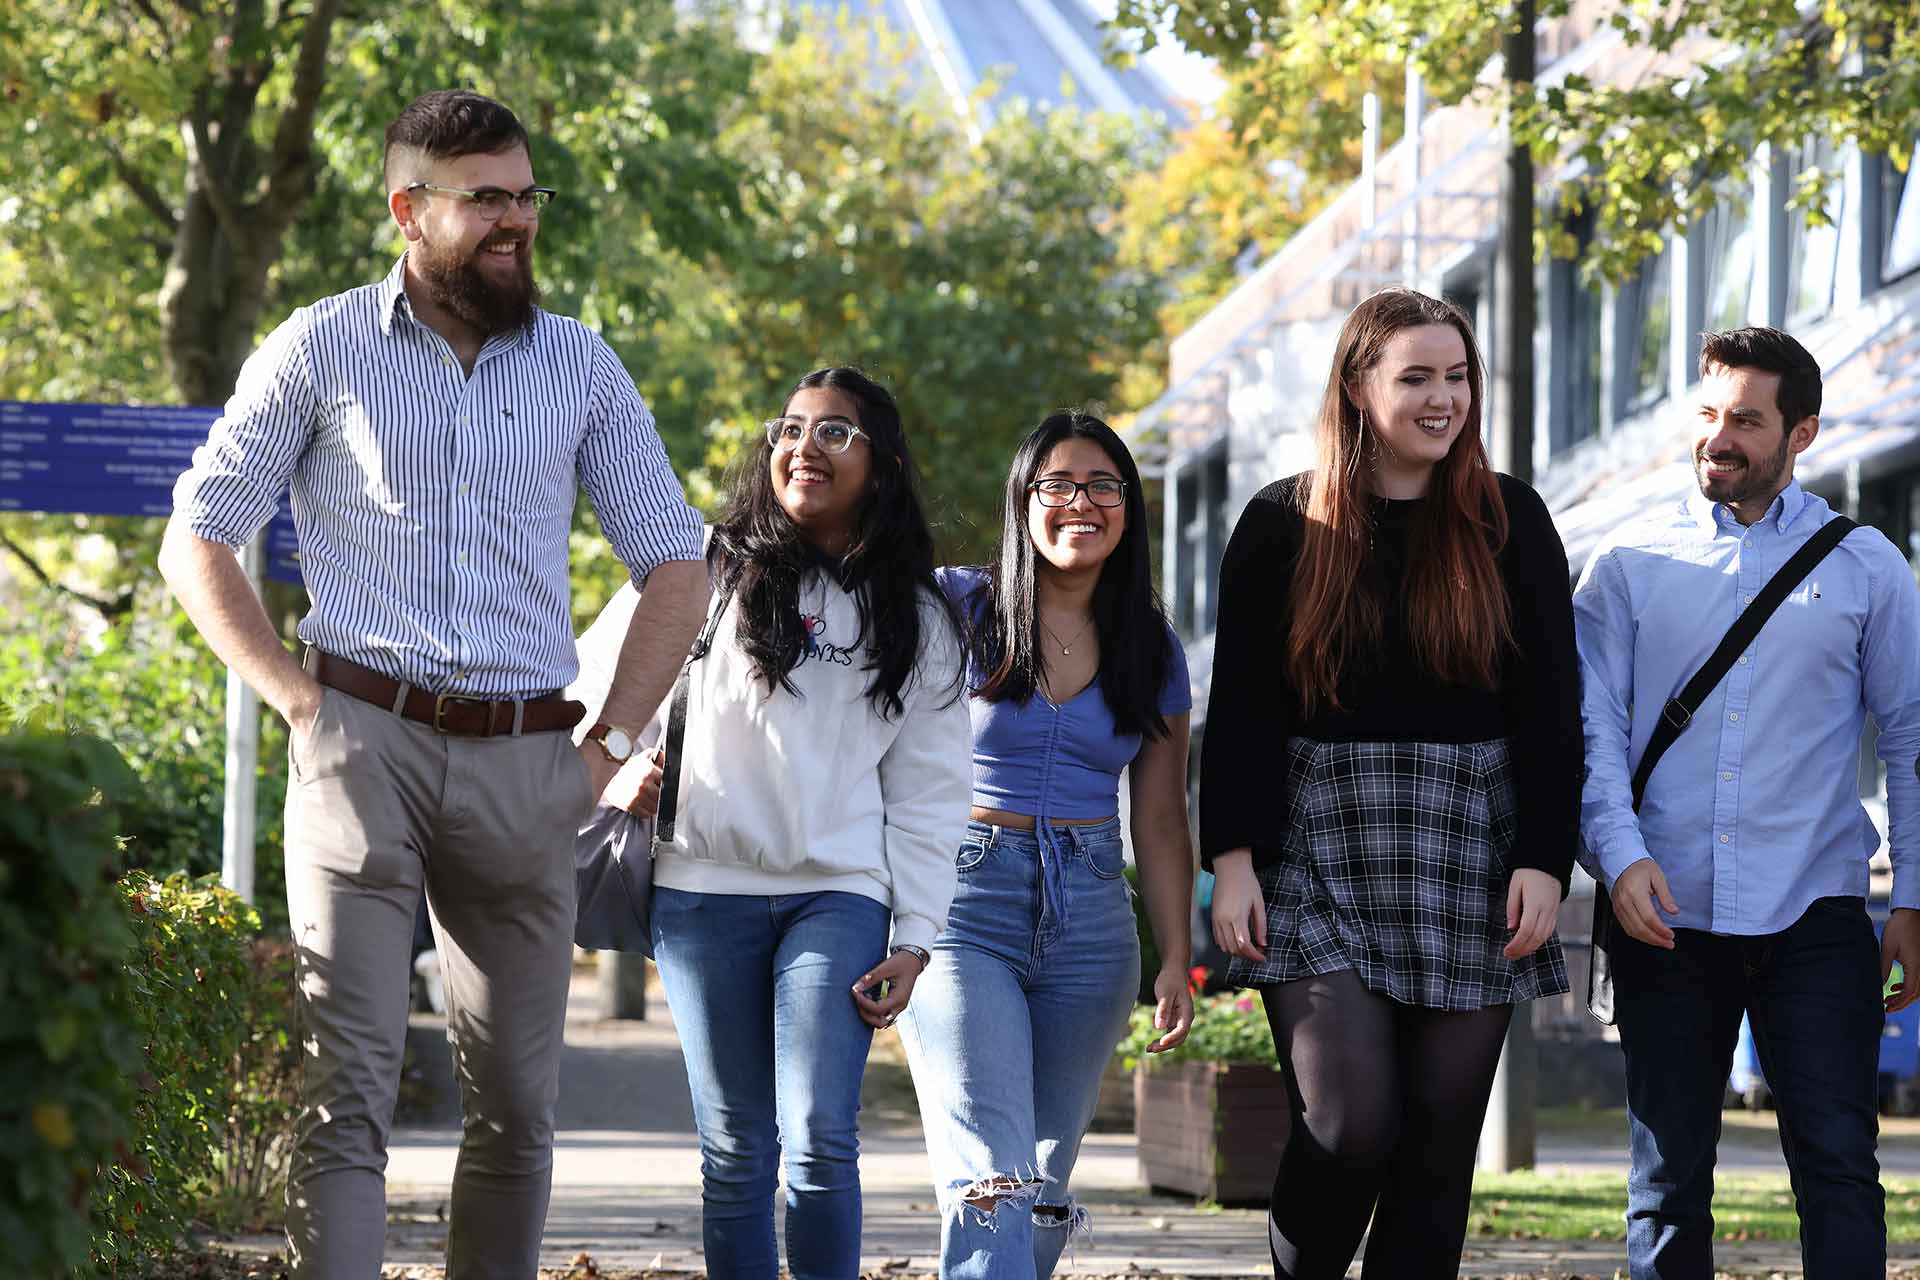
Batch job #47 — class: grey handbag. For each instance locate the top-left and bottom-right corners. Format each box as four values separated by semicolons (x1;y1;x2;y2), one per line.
572;585;727;955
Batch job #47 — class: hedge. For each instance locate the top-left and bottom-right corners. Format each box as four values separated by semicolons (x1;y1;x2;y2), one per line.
0;724;145;1275
1;724;298;1275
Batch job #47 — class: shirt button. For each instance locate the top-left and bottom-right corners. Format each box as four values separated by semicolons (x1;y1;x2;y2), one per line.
1719;834;1731;844
459;482;470;495
457;551;468;564
1743;593;1755;604
1728;712;1739;722
1738;655;1750;665
1722;771;1734;781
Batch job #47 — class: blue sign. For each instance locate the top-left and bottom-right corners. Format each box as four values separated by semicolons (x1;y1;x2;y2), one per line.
0;401;302;585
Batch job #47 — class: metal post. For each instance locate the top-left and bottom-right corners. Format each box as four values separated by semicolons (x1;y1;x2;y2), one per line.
220;535;265;903
1499;0;1537;484
600;951;649;1020
1361;93;1380;232
1479;1010;1538;1171
1481;0;1539;1173
1403;62;1426;286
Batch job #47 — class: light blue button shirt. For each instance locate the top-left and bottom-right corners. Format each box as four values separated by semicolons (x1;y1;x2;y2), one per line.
1574;480;1920;934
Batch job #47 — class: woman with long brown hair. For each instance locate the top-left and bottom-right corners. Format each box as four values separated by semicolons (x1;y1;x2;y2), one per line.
1200;288;1581;1278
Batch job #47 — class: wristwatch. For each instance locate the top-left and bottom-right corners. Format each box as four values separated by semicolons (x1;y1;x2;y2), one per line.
890;943;931;968
584;722;638;765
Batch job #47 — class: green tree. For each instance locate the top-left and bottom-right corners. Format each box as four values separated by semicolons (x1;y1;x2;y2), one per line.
1111;0;1920;282
1;3;1177;926
0;0;750;409
675;16;1168;565
0;0;755;618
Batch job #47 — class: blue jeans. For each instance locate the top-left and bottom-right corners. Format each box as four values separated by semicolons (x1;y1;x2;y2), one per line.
650;886;890;1280
898;819;1140;1280
1612;894;1884;1279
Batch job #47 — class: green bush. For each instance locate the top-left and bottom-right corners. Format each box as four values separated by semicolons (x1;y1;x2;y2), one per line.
198;936;299;1232
0;586;291;932
94;872;279;1269
0;722;142;1277
1118;977;1278;1069
0;719;299;1273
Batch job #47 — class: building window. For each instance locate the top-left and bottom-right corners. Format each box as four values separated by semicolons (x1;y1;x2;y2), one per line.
1171;442;1229;637
1549;209;1603;451
1882;138;1920;284
1699;198;1755;334
1783;135;1845;325
1615;240;1671;420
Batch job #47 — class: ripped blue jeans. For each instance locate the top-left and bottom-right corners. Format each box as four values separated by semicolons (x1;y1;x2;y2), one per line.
898;819;1140;1280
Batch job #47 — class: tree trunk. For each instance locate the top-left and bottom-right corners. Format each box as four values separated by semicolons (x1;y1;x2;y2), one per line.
156;0;344;407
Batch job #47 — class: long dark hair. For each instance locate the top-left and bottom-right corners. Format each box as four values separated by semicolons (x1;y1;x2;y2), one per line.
1289;287;1512;716
968;411;1174;740
708;367;960;720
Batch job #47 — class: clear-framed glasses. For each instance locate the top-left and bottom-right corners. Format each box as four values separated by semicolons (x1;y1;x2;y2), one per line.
405;182;557;220
1030;477;1127;508
765;416;869;454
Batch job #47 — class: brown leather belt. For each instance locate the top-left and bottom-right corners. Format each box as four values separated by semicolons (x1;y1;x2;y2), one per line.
305;649;586;737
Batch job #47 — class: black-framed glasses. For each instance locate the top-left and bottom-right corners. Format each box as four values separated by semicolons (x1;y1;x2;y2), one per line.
405;183;557;220
765;417;869;454
1030;478;1127;508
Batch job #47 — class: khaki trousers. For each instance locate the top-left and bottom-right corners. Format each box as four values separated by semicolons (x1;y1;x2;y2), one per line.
282;685;591;1279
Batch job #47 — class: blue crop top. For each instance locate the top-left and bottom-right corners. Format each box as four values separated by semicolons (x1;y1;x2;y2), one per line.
937;566;1193;821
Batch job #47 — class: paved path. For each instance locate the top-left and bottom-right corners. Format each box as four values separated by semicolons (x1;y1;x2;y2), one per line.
220;963;1920;1276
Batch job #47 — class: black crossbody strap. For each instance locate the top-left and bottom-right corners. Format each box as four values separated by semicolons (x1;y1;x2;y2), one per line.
655;581;732;844
1629;515;1856;810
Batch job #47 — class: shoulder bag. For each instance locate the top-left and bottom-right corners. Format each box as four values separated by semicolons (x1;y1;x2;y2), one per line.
1587;515;1856;1023
573;584;730;955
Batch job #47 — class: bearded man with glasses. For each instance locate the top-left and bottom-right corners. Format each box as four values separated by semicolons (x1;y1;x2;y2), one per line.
162;89;709;1279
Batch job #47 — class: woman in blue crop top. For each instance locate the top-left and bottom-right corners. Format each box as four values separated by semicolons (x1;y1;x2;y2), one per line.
897;411;1197;1278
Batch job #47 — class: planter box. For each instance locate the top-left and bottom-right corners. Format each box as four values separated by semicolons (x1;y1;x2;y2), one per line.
1134;1060;1290;1206
1089;1057;1136;1132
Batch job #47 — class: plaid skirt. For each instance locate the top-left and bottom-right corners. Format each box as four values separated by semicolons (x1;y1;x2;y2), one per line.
1224;737;1569;1011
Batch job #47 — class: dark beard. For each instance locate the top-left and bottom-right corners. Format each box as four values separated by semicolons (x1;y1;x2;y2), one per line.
414;231;539;336
1695;429;1791;507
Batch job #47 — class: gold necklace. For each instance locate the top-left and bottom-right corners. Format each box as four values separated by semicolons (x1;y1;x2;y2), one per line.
1039;613;1094;656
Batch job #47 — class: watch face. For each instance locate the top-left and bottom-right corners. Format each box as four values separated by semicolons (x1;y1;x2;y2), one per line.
604;728;635;761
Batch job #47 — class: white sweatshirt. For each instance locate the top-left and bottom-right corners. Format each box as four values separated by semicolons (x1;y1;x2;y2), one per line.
572;569;969;952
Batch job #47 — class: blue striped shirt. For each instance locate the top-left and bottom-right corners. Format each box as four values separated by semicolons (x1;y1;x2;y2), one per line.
1575;481;1920;934
172;256;705;697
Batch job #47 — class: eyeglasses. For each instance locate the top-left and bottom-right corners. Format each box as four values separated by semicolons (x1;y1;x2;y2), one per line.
765;417;869;454
1030;478;1127;508
405;183;557;220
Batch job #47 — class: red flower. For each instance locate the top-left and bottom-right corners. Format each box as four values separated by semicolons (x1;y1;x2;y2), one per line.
1188;965;1210;994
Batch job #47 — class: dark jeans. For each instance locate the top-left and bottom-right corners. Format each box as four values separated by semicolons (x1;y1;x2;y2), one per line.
1612;894;1884;1279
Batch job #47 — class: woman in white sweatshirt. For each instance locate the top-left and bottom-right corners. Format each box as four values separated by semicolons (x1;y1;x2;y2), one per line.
594;366;970;1280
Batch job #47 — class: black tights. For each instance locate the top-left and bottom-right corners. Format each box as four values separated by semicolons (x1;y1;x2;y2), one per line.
1261;969;1513;1280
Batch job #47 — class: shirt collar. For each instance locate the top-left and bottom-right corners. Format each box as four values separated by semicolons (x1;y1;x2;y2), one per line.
377;252;539;351
377;255;411;336
1687;479;1810;536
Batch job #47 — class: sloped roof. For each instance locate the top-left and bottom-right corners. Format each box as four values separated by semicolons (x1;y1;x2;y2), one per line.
784;0;1187;125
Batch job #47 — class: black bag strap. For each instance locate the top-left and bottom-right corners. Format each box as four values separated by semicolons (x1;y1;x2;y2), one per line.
655;580;732;845
1629;515;1855;810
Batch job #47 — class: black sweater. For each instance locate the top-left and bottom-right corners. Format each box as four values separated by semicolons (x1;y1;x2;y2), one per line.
1197;472;1583;889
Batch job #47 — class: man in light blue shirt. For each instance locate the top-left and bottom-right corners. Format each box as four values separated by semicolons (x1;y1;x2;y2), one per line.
1575;326;1920;1278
